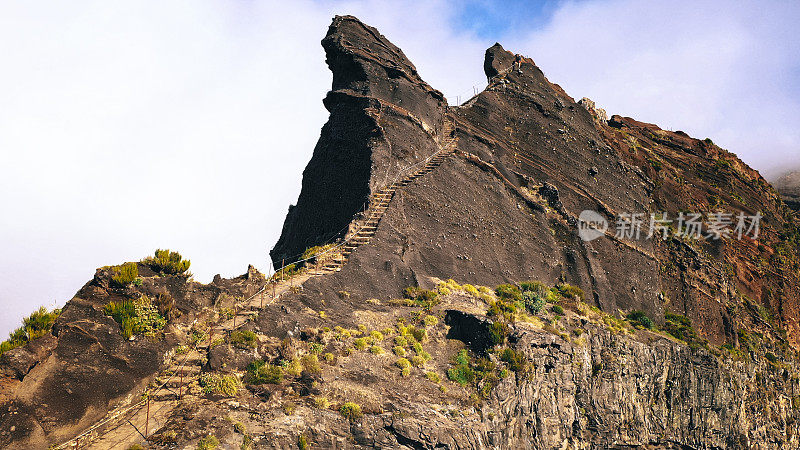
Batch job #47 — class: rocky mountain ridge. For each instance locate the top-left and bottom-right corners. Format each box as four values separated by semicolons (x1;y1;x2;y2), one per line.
2;14;800;450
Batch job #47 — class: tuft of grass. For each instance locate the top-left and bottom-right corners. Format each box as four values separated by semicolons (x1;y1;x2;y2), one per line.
199;372;239;396
246;360;283;384
339;402;363;421
230;330;258;349
143;249;191;275
557;284;584;300
495;284;522;301
111;262;138;287
197;434;219;450
369;345;384;355
447;349;476;386
425;371;441;383
551;305;564;315
353;338;368;351
301;354;321;374
500;347;526;372
402;287;440;309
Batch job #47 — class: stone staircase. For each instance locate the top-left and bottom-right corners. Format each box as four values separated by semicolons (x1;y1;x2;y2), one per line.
318;117;457;273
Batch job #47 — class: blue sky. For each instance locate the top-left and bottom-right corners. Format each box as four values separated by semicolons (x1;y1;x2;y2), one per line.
0;0;798;337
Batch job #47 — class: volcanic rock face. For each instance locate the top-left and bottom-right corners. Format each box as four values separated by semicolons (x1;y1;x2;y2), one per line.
274;17;799;348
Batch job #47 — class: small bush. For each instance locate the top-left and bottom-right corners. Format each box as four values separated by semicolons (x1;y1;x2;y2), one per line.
104;297;165;339
197;435;219;450
301;354;321;374
410;355;425;367
353;338;368;350
522;290;546;314
551;305;564;315
370;330;384;341
500;347;526;372
396;358;411;370
557;284;584;300
626;311;654;330
246;360;283;384
423;315;439;327
403;287;440;308
143;249;190;275
369;345;384;355
425;371;441;383
314;396;330;408
340;402;363;421
199;372;239;396
112;263;138;287
489;321;508;346
393;345;406;356
408;326;426;342
447;350;476;386
394;336;408;347
323;352;334;363
298;434;309;450
230;330;258;349
233;422;246;434
152;292;180;321
0;306;61;356
495;284;522;301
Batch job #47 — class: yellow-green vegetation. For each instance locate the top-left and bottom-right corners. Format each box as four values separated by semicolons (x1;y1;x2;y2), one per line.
425;371;441;383
229;330;258;349
447;350;476;386
111;262;139;287
370;330;384;341
423;315;439;327
143;249;191;275
664;312;706;348
246;360;283;384
0;306;61;356
313;396;330;408
300;243;335;264
369;345;384;355
499;348;526;372
271;263;300;281
301;354;321;374
392;345;407;356
394;335;408;347
353;337;368;350
103;297;166;339
396;357;411;377
447;348;514;400
323;352;335;363
233;422;246;434
340;402;363;421
400;286;440;308
298;434;309;450
309;342;324;354
197;434;219;450
199;372;239;396
626;310;654;330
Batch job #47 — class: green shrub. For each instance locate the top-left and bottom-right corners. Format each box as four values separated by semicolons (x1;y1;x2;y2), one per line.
447;350;476;386
393;346;406;356
557;284;584;300
369;345;384;355
298;434;309;450
425;371;441;383
396;358;411;370
199;372;239;396
423;315;439;327
522;291;546;314
408;326;426;342
233;422;246;434
152;292;180;321
489;321;508;345
0;306;61;357
112;263;138;287
664;312;703;346
626;311;654;329
300;244;335;265
394;336;408;347
246;360;283;384
500;348;526;372
340;402;363;421
410;355;425;367
104;297;165;339
353;338;368;350
230;330;258;349
197;435;219;450
402;287;440;308
495;284;522;301
143;249;191;275
301;354;321;374
370;330;384;341
551;305;564;315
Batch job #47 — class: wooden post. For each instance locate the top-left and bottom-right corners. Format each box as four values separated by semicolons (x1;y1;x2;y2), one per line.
281;259;285;281
260;290;264;309
179;369;183;400
233;303;237;328
145;394;150;437
272;280;276;299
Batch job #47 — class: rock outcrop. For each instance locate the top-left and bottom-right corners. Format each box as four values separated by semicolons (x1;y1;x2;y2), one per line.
775;170;800;211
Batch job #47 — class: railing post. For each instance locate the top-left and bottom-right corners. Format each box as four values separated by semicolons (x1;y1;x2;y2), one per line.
145;394;150;438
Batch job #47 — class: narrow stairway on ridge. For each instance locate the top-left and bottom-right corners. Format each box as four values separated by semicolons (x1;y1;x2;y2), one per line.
317;116;458;274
